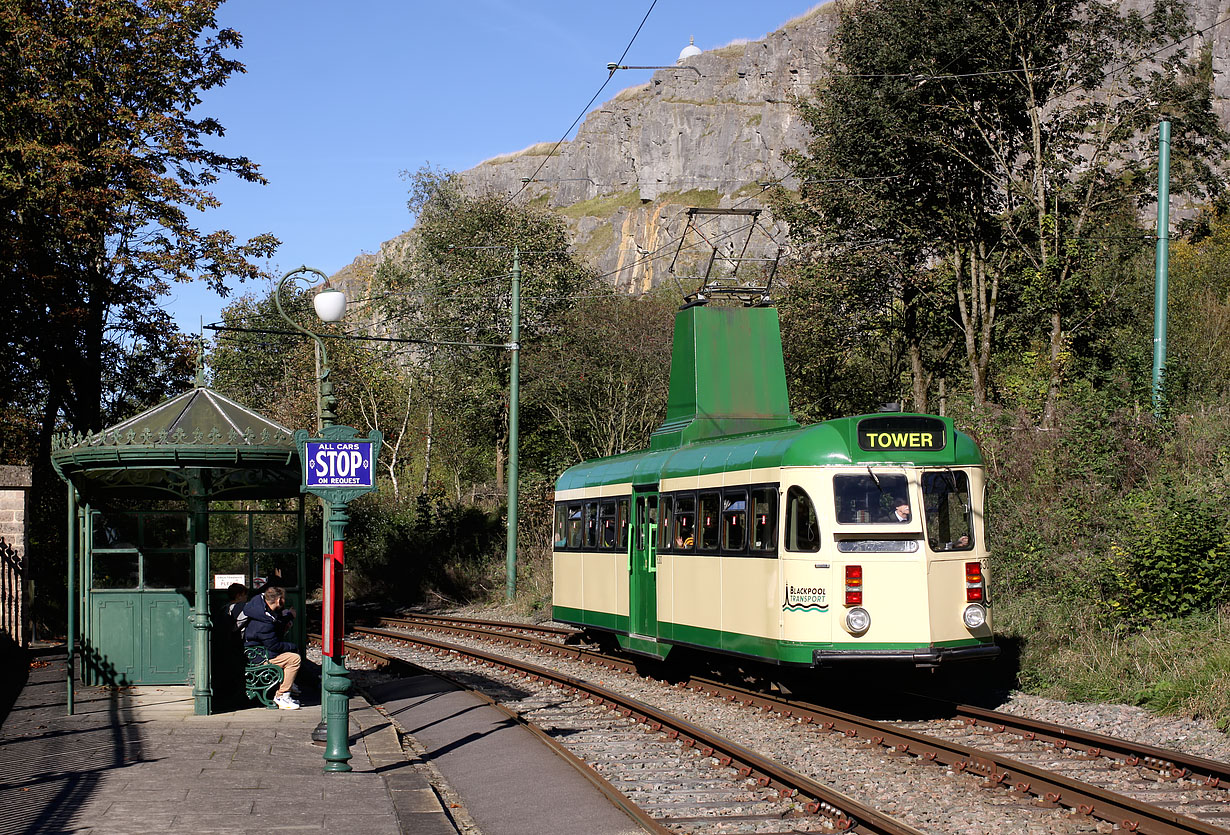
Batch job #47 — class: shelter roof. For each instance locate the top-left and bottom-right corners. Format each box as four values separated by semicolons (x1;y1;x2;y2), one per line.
51;387;302;502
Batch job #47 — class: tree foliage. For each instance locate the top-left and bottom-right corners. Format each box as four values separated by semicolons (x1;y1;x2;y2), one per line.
0;0;278;462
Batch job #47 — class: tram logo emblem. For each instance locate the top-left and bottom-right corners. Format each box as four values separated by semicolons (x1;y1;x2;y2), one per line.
783;584;828;613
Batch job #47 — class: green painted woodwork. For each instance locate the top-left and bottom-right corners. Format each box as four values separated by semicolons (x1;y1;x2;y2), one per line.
650;306;798;450
555;604;992;666
86;591;191;685
630;490;659;637
557;414;982;493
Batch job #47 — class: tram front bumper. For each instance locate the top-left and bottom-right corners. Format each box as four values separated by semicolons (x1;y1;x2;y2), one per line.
812;643;1001;667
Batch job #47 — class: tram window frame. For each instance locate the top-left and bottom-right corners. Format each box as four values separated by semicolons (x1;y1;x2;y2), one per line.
583;501;599;549
833;473;911;524
598;500;617;550
658;494;674;551
922;470;975;551
750;487;776;552
616;498;630;550
672;493;696;552
721;490;747;553
698;492;720;552
553;504;568;549
784;485;821;552
566;504;583;549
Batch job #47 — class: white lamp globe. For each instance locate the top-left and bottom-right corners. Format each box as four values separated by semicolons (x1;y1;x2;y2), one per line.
313;287;346;323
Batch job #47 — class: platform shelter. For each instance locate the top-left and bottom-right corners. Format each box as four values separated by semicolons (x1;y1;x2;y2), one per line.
50;383;307;715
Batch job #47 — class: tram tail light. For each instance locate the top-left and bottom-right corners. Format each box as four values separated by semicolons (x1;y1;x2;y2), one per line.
965;561;985;602
845;565;862;606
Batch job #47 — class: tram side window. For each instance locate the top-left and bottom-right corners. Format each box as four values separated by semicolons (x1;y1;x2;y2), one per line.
584;501;599;548
833;473;910;523
922;470;975;551
673;493;696;551
698;492;720;551
567;504;583;548
616;498;630;550
658;495;674;551
599;500;617;549
722;490;747;552
553;504;568;548
784;486;821;552
750;487;776;552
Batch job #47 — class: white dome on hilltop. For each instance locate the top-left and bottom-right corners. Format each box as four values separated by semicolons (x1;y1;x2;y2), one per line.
677;36;702;64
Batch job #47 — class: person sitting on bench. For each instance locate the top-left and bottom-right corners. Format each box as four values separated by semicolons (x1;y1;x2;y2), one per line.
241;585;301;710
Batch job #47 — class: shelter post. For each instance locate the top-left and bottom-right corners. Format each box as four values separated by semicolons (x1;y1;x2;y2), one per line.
189;472;212;715
66;483;76;715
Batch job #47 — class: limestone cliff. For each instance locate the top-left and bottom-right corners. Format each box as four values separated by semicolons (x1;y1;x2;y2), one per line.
350;0;1230;296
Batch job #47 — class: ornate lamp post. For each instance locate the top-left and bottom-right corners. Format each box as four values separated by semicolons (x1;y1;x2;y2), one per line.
274;266;373;774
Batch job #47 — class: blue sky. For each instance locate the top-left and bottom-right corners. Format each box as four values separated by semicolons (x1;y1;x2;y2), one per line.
166;1;821;331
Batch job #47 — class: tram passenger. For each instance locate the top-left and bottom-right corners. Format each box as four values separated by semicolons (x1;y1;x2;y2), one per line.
674;515;694;549
242;586;302;710
885;499;911;523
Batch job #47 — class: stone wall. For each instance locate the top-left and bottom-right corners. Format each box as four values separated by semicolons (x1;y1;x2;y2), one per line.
0;465;31;647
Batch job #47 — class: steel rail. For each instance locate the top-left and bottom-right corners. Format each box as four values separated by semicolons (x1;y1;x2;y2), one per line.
920;695;1230;787
316;635;672;835
684;677;1229;835
375;613;578;641
366;613;1230;835
344;626;925;835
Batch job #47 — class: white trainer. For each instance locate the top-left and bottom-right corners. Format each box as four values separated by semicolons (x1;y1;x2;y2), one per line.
274;693;301;710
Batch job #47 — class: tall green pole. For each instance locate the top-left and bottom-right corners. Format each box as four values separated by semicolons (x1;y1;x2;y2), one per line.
66;484;76;715
505;247;520;603
1152;120;1171;417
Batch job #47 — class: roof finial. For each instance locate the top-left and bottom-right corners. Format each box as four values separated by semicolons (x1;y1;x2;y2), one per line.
194;335;206;388
677;36;702;64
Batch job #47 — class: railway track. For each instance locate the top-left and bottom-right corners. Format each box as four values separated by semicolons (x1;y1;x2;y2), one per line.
351;614;1230;835
331;630;926;835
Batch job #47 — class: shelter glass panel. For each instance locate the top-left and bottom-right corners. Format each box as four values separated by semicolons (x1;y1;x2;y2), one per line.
210;551;248;579
93;551;139;589
209;513;249;549
93;512;138;549
252;513;297;548
143;551;192;589
143;513;189;548
254;553;298;589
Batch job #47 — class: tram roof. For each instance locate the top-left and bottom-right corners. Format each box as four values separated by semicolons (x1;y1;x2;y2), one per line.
555;414;982;491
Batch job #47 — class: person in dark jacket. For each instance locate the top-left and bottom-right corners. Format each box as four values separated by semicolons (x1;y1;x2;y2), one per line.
242;586;301;710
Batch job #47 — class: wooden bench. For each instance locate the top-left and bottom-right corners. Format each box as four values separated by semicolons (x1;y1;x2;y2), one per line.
243;646;284;709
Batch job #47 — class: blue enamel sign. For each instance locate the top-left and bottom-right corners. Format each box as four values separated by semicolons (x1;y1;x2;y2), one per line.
305;441;375;488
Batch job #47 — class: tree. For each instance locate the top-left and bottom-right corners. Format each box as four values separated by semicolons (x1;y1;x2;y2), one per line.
375;167;596;493
523;289;676;463
775;0;1225;423
0;0;278;463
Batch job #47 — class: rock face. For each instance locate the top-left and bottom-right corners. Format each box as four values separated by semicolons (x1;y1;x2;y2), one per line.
359;0;1230;294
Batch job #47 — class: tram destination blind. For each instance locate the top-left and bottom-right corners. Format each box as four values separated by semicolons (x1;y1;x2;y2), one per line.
305;441;376;488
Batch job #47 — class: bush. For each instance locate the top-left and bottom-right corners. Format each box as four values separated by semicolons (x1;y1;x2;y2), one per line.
345;493;505;605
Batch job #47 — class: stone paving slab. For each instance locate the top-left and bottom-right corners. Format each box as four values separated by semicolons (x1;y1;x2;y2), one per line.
0;653;460;835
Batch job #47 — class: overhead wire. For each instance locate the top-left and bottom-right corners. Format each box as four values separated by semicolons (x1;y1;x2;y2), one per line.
504;0;659;207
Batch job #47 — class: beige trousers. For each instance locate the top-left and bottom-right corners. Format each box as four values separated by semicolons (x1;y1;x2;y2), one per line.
269;651;301;696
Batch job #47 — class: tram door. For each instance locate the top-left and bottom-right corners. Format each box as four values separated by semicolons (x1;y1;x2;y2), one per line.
630;488;659;638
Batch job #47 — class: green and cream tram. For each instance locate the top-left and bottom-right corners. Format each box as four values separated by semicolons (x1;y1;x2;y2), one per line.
552;305;996;667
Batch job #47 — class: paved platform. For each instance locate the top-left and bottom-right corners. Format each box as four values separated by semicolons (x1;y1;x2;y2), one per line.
369;676;645;835
0;651;458;835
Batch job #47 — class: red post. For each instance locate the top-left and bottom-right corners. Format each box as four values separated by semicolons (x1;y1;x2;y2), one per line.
322;540;345;657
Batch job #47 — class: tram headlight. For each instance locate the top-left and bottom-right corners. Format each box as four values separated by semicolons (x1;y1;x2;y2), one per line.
844;607;871;634
963;603;987;630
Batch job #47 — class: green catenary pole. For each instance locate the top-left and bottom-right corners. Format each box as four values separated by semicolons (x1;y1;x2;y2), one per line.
505;247;520;603
1152;120;1171;416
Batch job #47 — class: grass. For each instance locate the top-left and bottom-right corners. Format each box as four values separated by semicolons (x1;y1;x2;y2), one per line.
559;189;643;220
997;595;1230;728
657;188;722;209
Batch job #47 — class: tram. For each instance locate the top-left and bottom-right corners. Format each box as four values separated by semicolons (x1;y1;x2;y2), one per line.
551;304;997;668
